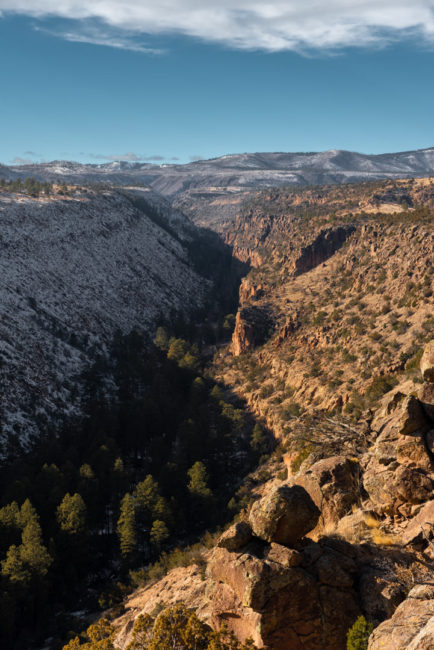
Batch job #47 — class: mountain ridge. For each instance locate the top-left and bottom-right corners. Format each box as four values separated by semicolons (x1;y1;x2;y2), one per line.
3;146;434;197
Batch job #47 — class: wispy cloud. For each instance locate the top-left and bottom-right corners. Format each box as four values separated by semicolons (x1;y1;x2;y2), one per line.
10;156;35;165
34;23;164;54
87;152;178;162
2;1;434;52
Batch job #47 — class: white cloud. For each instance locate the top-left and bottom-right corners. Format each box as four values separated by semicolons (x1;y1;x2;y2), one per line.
88;152;173;162
1;1;434;52
35;23;164;54
10;156;35;165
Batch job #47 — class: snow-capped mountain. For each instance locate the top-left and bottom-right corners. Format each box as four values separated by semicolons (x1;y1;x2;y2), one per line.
4;147;434;196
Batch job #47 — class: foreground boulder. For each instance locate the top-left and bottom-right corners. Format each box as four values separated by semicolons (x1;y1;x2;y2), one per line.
368;584;434;650
291;456;361;535
208;536;359;650
363;389;433;516
249;484;320;546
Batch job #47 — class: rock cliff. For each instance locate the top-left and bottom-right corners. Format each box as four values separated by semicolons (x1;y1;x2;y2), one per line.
220;179;433;433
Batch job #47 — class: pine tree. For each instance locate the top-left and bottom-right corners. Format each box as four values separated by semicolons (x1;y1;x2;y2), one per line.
20;520;52;577
167;338;188;362
149;520;169;551
187;462;214;527
134;475;160;515
117;494;137;559
1;544;30;587
149;603;207;650
86;617;115;645
152;496;171;526
187;462;212;500
57;493;87;537
0;502;21;554
154;326;169;351
18;499;39;529
134;474;162;539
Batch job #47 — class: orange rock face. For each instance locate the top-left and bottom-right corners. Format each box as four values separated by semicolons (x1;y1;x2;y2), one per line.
368;585;434;650
231;306;273;356
207;537;360;650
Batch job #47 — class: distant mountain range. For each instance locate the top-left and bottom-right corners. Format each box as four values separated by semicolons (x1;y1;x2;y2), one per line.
2;147;434;196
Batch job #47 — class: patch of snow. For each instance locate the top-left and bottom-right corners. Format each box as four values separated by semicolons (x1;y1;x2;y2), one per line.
0;189;208;447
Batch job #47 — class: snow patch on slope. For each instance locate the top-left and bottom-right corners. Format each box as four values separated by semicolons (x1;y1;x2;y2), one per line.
0;189;208;447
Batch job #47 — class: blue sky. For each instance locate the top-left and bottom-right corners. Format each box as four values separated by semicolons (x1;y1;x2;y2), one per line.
1;2;434;165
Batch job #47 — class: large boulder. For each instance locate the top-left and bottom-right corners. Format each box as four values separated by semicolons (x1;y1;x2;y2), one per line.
392;465;433;505
401;500;434;546
249;484;320;546
418;382;434;423
420;341;434;383
208;537;359;650
396;395;427;436
363;389;433;515
291;456;361;535
368;584;434;650
217;521;253;552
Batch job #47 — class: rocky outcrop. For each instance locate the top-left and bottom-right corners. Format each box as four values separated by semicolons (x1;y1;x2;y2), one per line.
208;536;360;649
291;456;361;536
368;584;434;650
239;277;265;303
114;563;210;649
274;313;300;345
229;246;266;268
291;226;356;276
420;341;434;383
205;485;362;649
249;484;320;546
401;500;434;546
363;388;433;516
418;382;434;423
217;521;253;551
232;306;273;356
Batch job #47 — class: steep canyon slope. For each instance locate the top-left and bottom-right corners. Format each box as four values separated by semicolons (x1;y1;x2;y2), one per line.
214;178;434;432
0;186;209;447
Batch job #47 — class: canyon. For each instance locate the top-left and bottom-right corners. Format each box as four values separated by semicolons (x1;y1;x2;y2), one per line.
0;161;433;649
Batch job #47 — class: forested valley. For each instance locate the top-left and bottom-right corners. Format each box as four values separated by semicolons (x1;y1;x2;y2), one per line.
0;228;271;649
